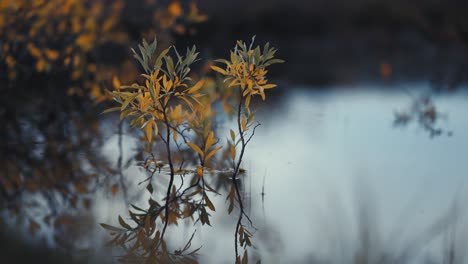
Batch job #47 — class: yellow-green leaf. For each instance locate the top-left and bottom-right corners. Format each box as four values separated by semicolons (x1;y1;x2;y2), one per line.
101;107;121;114
230;129;236;142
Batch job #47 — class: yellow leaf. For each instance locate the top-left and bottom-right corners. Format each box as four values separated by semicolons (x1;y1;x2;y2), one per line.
196;166;203;177
205;146;222;162
204;131;216;152
228;79;239;87
210;65;228;75
230;129;236;142
168;1;183;17
153;121;158;139
247;79;253;91
245;94;251;108
145;121;153;143
44;49;59;60
112;76;120;89
36;59;46;72
262;84;277;89
76;34;94;50
111;184;119;195
28;44;41;58
241;115;247;131
188;80;204;94
260;90;266;101
173;128;178;141
230;144;236;160
187;142;204;157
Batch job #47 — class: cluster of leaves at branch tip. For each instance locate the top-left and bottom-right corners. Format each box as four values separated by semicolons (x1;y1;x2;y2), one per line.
101;36;283;263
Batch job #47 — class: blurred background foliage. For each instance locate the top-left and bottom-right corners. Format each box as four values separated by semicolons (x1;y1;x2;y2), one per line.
0;0;207;255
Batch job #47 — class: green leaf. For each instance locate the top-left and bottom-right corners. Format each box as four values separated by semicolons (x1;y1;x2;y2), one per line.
101;107;121;114
165;56;174;77
155;47;171;71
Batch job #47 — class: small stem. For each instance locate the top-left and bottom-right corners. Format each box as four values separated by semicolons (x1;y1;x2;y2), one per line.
232;87;247;260
117;121;129;204
158;104;176;251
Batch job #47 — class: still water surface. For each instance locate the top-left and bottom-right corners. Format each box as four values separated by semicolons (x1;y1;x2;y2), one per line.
97;84;468;263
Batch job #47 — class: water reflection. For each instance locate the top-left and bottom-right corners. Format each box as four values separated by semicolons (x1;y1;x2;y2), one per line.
93;84;468;263
1;83;467;263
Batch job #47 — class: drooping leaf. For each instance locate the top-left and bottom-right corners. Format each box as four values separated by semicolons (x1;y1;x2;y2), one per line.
118;215;132;229
204;193;215;212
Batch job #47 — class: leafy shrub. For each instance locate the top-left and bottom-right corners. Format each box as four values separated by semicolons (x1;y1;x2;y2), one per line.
103;37;283;263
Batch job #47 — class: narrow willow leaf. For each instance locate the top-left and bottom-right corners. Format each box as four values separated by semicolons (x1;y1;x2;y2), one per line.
101;107;121;114
100;223;126;232
210;66;228;75
264;58;285;67
247;113;255;124
145;121;153;143
165;56;174;77
228;79;239;87
262;84;277;89
230;129;236;142
118;215;132;229
112;76;120;89
179;96;194;111
187;142;204;157
147;182;153;194
204;193;215;212
241;115;247;131
121;94;136;110
155;47;171;70
120;109;133;121
245;94;251;109
204;131;216;152
242;250;248;264
188;80;204;94
153;121;158;139
205;146;222;162
230;144;236;160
